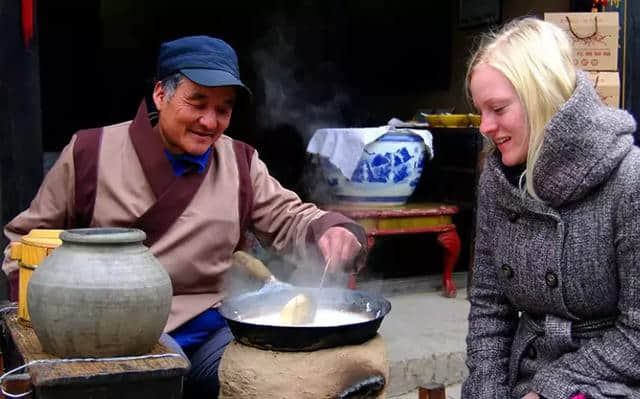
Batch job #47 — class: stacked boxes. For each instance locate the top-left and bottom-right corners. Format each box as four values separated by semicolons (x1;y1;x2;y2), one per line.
545;12;620;108
585;71;620;108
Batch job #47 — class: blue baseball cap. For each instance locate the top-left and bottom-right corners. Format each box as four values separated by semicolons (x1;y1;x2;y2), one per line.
156;35;252;97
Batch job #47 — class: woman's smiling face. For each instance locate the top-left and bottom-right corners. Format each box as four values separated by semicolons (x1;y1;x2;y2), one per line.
470;64;529;166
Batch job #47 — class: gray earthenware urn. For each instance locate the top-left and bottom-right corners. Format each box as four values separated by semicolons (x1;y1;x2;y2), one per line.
27;228;172;358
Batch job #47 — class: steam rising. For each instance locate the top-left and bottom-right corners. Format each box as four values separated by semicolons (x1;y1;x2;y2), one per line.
227;233;355;298
224;16;389;295
250;14;351;142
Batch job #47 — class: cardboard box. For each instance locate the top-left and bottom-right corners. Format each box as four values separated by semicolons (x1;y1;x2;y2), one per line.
544;12;619;71
586;71;620;108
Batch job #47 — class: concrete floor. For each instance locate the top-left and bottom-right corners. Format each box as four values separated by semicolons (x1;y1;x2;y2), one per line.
373;277;470;397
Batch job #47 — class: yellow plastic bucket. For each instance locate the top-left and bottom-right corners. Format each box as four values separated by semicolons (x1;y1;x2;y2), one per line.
10;229;62;326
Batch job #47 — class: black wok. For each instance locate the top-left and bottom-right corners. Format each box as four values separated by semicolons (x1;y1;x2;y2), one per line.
219;286;391;351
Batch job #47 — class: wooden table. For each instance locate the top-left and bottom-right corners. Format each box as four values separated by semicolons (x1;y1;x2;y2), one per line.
0;311;190;399
327;202;461;298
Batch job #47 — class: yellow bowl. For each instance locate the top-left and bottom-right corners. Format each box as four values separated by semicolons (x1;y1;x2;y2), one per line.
425;114;441;127
468;114;481;127
438;114;470;127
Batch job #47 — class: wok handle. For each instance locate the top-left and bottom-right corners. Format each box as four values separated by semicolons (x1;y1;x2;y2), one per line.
232;251;275;283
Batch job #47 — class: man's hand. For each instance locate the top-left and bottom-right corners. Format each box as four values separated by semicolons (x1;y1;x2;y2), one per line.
317;227;362;272
522;392;540;399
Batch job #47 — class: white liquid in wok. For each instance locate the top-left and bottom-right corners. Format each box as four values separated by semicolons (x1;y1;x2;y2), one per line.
243;308;373;327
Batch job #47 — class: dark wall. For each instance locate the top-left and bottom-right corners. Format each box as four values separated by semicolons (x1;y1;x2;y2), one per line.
38;1;452;151
38;1;101;152
0;0;45;297
1;0;43;235
623;0;640;143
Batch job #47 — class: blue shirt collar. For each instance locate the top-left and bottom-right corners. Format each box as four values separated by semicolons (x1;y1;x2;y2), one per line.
164;147;212;176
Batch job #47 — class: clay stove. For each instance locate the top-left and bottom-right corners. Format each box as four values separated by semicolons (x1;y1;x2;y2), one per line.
219;335;389;399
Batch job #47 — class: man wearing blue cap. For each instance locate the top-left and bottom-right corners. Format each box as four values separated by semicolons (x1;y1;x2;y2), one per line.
3;35;366;397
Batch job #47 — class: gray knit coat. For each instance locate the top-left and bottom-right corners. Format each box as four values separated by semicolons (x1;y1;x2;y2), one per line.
462;71;640;399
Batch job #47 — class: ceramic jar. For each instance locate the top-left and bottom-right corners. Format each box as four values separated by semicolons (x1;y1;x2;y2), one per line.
27;228;172;358
322;130;427;205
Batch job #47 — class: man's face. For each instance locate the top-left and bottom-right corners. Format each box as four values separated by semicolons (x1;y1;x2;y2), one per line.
153;77;236;155
470;64;529;166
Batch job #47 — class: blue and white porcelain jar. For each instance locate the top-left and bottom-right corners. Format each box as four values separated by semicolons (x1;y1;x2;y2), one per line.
321;130;427;205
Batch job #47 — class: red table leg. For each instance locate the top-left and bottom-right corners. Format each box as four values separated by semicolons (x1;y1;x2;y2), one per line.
437;228;461;298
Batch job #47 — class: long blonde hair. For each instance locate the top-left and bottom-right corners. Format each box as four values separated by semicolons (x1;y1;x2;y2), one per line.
465;17;576;200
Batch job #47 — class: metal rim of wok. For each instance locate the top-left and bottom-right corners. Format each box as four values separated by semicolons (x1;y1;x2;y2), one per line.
218;287;392;351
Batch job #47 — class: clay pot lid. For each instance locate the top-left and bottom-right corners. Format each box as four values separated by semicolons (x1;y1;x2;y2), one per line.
20;229;63;249
10;229;63;265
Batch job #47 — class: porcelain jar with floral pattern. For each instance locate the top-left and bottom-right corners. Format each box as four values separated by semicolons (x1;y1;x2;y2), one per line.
321;130;427;205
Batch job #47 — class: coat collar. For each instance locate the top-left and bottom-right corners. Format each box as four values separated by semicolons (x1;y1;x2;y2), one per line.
532;70;635;208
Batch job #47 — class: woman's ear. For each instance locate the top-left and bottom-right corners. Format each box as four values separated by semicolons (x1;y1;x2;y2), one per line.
152;81;165;112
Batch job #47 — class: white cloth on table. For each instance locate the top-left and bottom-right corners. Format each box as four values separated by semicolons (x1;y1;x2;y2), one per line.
306;119;433;179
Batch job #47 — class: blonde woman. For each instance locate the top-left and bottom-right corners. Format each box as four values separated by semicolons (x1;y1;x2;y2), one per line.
463;17;639;399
